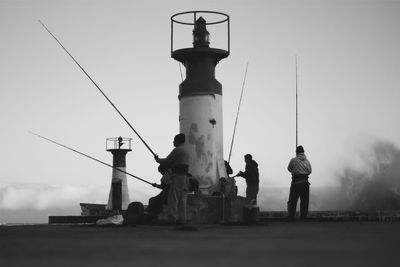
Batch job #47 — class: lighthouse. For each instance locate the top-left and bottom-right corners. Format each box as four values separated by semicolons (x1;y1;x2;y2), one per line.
171;12;230;195
106;136;131;211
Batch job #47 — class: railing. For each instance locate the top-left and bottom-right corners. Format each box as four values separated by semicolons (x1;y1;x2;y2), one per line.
171;11;230;54
106;137;132;150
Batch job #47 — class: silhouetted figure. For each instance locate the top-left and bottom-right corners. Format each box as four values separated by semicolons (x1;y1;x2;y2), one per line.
146;166;172;222
287;145;312;221
221;160;237;197
155;133;189;224
225;160;233;176
236;154;259;204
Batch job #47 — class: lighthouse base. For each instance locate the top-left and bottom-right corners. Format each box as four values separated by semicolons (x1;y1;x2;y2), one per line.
188;195;251;224
156;194;252;224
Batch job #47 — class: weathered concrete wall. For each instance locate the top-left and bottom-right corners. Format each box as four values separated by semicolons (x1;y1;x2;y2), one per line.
186;194;250;224
180;95;226;195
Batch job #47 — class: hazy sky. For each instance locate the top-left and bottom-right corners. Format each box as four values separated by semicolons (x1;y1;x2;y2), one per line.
1;0;400;218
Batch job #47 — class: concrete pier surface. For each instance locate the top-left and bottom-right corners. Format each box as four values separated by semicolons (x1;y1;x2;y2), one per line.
1;222;398;267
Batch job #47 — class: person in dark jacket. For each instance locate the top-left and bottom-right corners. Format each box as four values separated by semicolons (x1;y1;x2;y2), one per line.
287;145;312;221
236;154;259;204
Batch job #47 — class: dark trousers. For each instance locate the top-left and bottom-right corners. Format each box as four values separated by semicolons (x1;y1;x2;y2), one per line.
146;187;169;220
246;183;259;204
288;182;310;220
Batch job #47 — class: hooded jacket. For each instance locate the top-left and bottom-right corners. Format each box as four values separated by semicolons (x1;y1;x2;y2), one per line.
287;153;312;184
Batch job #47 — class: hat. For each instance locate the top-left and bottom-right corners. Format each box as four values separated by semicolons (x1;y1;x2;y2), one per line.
174;133;185;145
296;145;304;154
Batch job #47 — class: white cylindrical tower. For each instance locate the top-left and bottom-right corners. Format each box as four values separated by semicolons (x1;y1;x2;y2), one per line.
106;137;131;210
171;12;230;195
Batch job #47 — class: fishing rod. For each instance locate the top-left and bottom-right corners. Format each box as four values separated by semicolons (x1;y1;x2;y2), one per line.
178;62;184;82
228;62;249;164
38;20;157;158
29;131;155;187
295;55;298;148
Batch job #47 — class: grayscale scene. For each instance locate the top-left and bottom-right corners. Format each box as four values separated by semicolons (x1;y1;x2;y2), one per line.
1;0;400;266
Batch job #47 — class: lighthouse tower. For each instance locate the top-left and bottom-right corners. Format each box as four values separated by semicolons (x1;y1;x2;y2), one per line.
106;136;131;211
171;12;230;195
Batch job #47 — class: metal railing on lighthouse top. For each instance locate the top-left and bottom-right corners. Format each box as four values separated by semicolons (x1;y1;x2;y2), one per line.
106;137;132;151
171;11;230;55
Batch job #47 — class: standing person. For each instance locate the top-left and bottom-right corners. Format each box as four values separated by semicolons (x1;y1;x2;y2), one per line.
236;154;259;204
155;133;189;224
287;145;312;221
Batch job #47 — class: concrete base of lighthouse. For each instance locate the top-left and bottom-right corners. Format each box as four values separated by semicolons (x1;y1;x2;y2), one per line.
156;194;252;224
186;195;252;224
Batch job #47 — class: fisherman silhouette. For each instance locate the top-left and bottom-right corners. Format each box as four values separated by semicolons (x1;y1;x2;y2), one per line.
235;154;259;204
145;166;172;222
155;134;189;224
287;145;312;221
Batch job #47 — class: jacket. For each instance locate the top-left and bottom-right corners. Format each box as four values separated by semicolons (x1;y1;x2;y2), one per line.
158;145;189;174
241;160;259;185
287;153;312;184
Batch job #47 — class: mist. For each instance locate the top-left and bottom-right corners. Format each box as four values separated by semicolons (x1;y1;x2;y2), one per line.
0;184;108;210
316;140;400;211
1;139;399;224
256;140;400;212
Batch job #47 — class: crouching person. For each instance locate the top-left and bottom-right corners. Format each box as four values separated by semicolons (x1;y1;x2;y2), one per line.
146;166;172;222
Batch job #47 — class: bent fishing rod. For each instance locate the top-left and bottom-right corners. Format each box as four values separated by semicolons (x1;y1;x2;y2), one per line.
295;55;298;149
38;20;157;158
29;131;156;187
228;62;249;164
178;62;184;83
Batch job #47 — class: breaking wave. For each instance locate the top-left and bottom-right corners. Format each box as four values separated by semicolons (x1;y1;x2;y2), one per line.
327;140;400;211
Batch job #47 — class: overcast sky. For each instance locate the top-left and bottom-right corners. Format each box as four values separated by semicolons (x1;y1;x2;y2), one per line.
1;0;400;220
